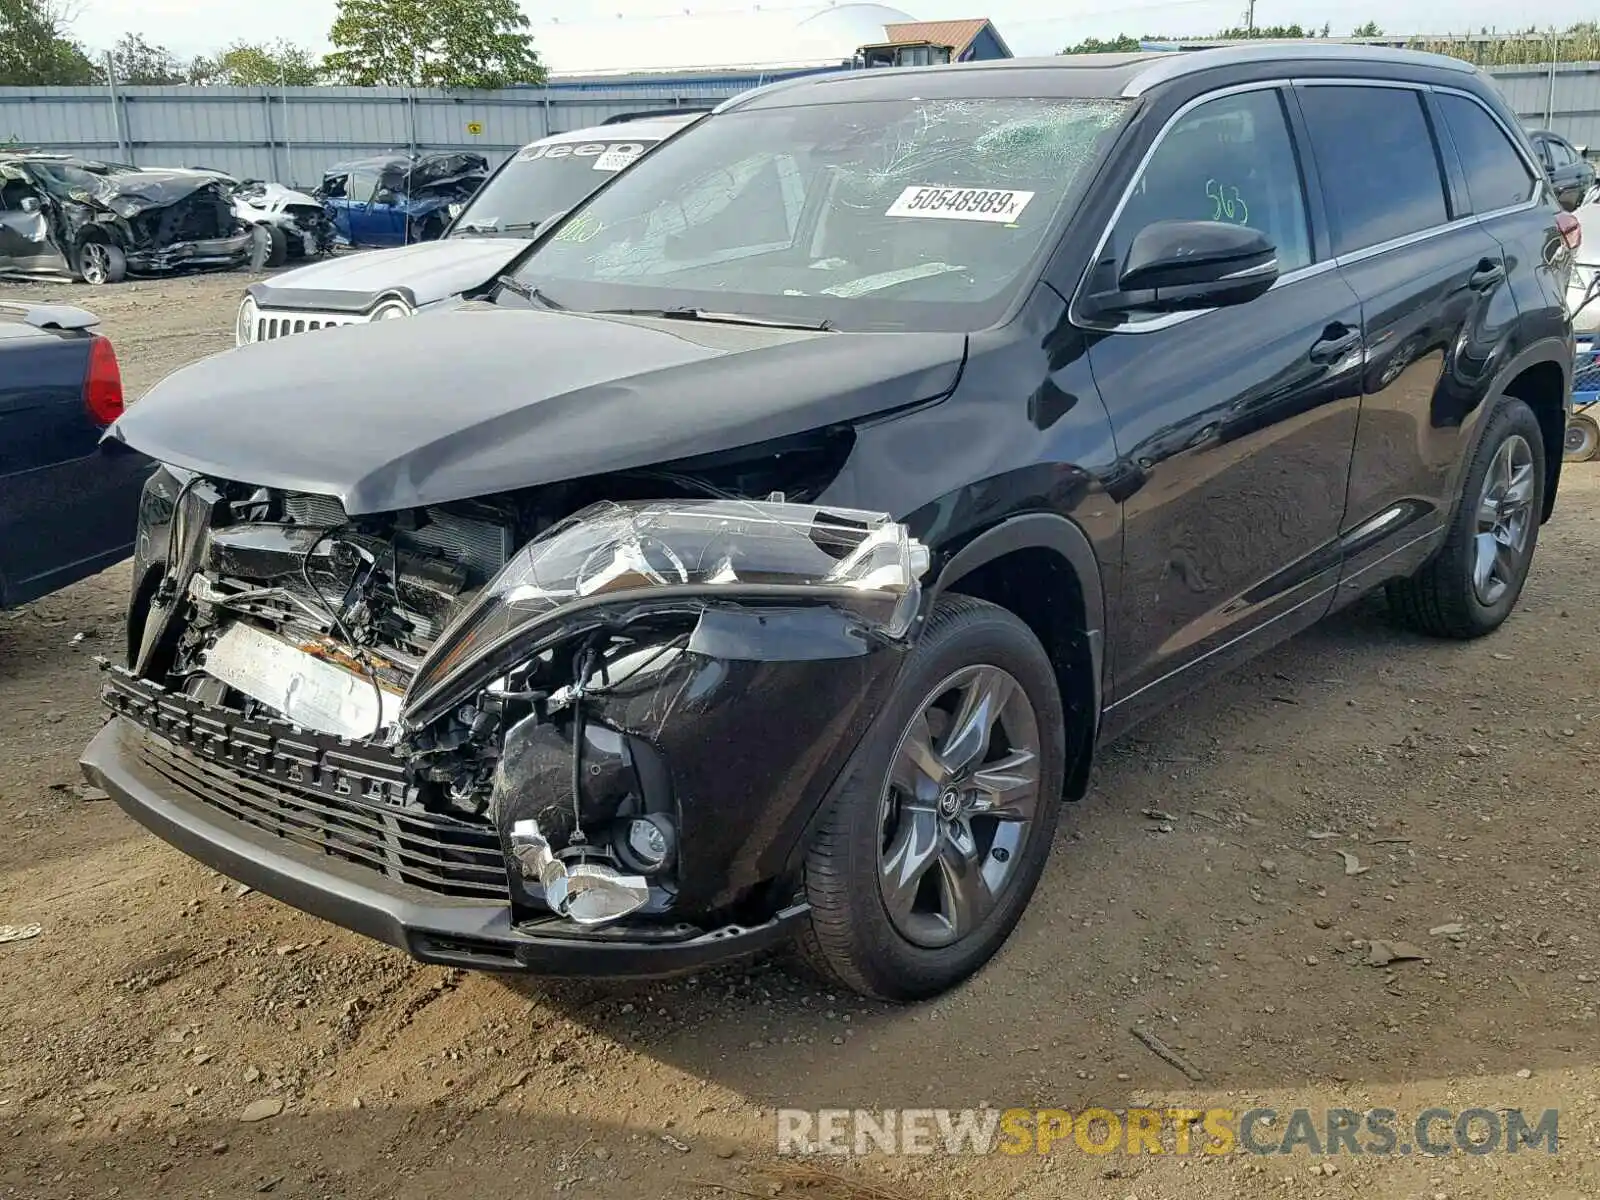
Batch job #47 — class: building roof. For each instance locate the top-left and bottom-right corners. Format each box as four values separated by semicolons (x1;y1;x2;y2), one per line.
536;3;918;77
882;19;1007;57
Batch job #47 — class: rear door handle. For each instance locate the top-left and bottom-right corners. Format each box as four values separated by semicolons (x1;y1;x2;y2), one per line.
1310;325;1360;364
1469;259;1506;290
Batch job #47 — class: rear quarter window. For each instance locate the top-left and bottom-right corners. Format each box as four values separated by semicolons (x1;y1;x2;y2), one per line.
1437;93;1539;213
1296;85;1450;256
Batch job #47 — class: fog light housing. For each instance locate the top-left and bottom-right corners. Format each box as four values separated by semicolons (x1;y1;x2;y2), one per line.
616;814;676;874
510;818;649;926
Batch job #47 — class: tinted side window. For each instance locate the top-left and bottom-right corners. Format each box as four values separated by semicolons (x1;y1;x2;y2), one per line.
1110;87;1312;283
1297;86;1449;256
1438;94;1538;213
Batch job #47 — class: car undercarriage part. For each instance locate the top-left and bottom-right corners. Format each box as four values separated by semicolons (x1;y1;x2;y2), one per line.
119;470;929;931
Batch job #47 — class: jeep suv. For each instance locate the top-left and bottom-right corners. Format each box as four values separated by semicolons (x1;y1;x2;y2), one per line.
87;46;1576;1001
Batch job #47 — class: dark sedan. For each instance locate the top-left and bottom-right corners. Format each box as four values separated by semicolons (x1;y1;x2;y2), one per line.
0;302;152;609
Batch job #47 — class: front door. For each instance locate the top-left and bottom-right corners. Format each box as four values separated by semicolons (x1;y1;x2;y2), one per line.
1084;85;1364;721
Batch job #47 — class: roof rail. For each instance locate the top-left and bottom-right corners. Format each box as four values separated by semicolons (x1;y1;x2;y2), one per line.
1122;41;1476;96
600;107;713;125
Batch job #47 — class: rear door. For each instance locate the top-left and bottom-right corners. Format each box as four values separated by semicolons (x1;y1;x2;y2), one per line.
1083;85;1365;717
1292;82;1518;591
1535;134;1589;210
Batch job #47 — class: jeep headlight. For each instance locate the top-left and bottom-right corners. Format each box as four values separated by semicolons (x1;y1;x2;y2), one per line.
370;298;412;321
402;499;929;721
236;295;257;345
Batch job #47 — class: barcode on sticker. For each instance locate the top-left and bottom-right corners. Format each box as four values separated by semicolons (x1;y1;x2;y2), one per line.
593;146;643;171
884;186;1034;223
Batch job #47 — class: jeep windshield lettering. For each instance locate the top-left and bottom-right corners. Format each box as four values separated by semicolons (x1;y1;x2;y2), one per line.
454;140;657;236
507;97;1128;331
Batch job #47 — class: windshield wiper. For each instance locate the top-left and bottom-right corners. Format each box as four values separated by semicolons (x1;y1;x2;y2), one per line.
596;307;833;332
494;276;565;310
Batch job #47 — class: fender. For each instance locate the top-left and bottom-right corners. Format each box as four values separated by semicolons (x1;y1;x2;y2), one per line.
777;511;1110;882
931;511;1107;723
1442;335;1571;529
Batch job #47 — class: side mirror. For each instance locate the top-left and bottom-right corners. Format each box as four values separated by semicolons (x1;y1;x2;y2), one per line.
1086;219;1279;317
19;196;41;214
373;188;398;206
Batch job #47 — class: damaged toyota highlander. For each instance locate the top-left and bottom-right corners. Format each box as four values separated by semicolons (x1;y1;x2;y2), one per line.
83;47;1575;1000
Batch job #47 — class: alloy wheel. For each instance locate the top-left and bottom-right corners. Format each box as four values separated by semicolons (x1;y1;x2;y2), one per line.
80;243;110;285
1472;432;1536;607
876;664;1041;949
1565;415;1599;462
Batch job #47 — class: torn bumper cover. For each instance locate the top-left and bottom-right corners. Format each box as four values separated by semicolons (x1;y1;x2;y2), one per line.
83;497;929;974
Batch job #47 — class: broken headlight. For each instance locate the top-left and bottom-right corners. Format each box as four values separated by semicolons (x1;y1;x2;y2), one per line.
402;499;929;721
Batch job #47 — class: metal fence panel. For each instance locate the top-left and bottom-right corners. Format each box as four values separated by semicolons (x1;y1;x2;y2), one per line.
0;75;804;186
3;62;1596;187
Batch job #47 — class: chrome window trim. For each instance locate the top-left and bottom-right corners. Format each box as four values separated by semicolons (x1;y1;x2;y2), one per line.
1072;74;1545;338
1068;79;1318;336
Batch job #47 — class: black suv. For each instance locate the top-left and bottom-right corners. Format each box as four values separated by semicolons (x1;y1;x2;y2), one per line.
86;45;1576;1001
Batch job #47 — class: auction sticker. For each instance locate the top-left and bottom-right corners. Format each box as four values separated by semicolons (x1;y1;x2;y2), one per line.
885;185;1034;223
592;144;645;171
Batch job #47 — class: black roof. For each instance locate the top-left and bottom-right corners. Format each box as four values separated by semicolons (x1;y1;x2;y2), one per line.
720;43;1480;110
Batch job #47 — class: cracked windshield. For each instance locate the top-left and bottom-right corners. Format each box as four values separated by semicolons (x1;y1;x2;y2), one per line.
511;97;1129;329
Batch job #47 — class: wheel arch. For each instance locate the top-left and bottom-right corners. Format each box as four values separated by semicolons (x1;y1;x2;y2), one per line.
929;513;1106;801
1483;339;1571;523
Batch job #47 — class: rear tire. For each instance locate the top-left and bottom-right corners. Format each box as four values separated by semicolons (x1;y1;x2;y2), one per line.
798;595;1067;1001
1565;413;1599;463
1387;395;1545;638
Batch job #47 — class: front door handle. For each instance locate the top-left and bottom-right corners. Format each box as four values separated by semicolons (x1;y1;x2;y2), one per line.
1309;325;1360;364
1469;259;1506;290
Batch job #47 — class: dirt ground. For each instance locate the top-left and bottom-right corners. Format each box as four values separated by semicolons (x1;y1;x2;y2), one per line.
3;270;1600;1200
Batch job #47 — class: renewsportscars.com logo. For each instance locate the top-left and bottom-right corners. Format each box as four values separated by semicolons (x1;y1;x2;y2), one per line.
776;1107;1560;1157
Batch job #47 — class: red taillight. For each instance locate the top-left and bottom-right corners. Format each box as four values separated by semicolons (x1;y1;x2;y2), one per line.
83;333;124;426
1557;211;1583;253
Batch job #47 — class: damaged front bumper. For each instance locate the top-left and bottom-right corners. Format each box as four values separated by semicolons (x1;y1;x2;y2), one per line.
81;710;806;974
126;231;255;274
90;491;928;975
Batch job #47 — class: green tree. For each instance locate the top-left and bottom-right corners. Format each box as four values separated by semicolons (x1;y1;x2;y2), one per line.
107;32;185;84
0;0;97;86
1060;33;1144;54
323;0;544;89
189;39;322;85
1352;21;1384;36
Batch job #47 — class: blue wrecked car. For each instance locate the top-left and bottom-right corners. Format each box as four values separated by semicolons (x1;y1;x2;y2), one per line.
316;152;488;248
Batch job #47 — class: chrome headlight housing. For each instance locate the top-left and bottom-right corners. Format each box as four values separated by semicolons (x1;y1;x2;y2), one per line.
370;298;413;321
402;499;929;722
235;295;257;345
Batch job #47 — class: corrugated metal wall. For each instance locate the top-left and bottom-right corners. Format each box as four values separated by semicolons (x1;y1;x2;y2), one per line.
0;72;824;186
1487;62;1600;151
2;61;1597;187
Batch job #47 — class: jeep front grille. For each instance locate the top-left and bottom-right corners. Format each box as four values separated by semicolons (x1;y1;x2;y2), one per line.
255;311;367;342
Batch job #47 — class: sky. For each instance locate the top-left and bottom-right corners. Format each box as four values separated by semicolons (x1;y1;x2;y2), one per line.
63;0;1597;64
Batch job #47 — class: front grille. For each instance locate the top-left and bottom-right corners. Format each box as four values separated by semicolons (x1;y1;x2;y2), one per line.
282;491;348;526
103;666;508;901
255;311;366;342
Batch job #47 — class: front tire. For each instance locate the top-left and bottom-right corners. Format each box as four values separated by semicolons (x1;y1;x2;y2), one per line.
261;224;289;268
798;595;1067;1001
1387;395;1545;638
76;240;126;285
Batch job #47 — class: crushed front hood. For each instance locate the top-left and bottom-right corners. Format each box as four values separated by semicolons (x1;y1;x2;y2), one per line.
247;237;533;312
109;305;964;513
